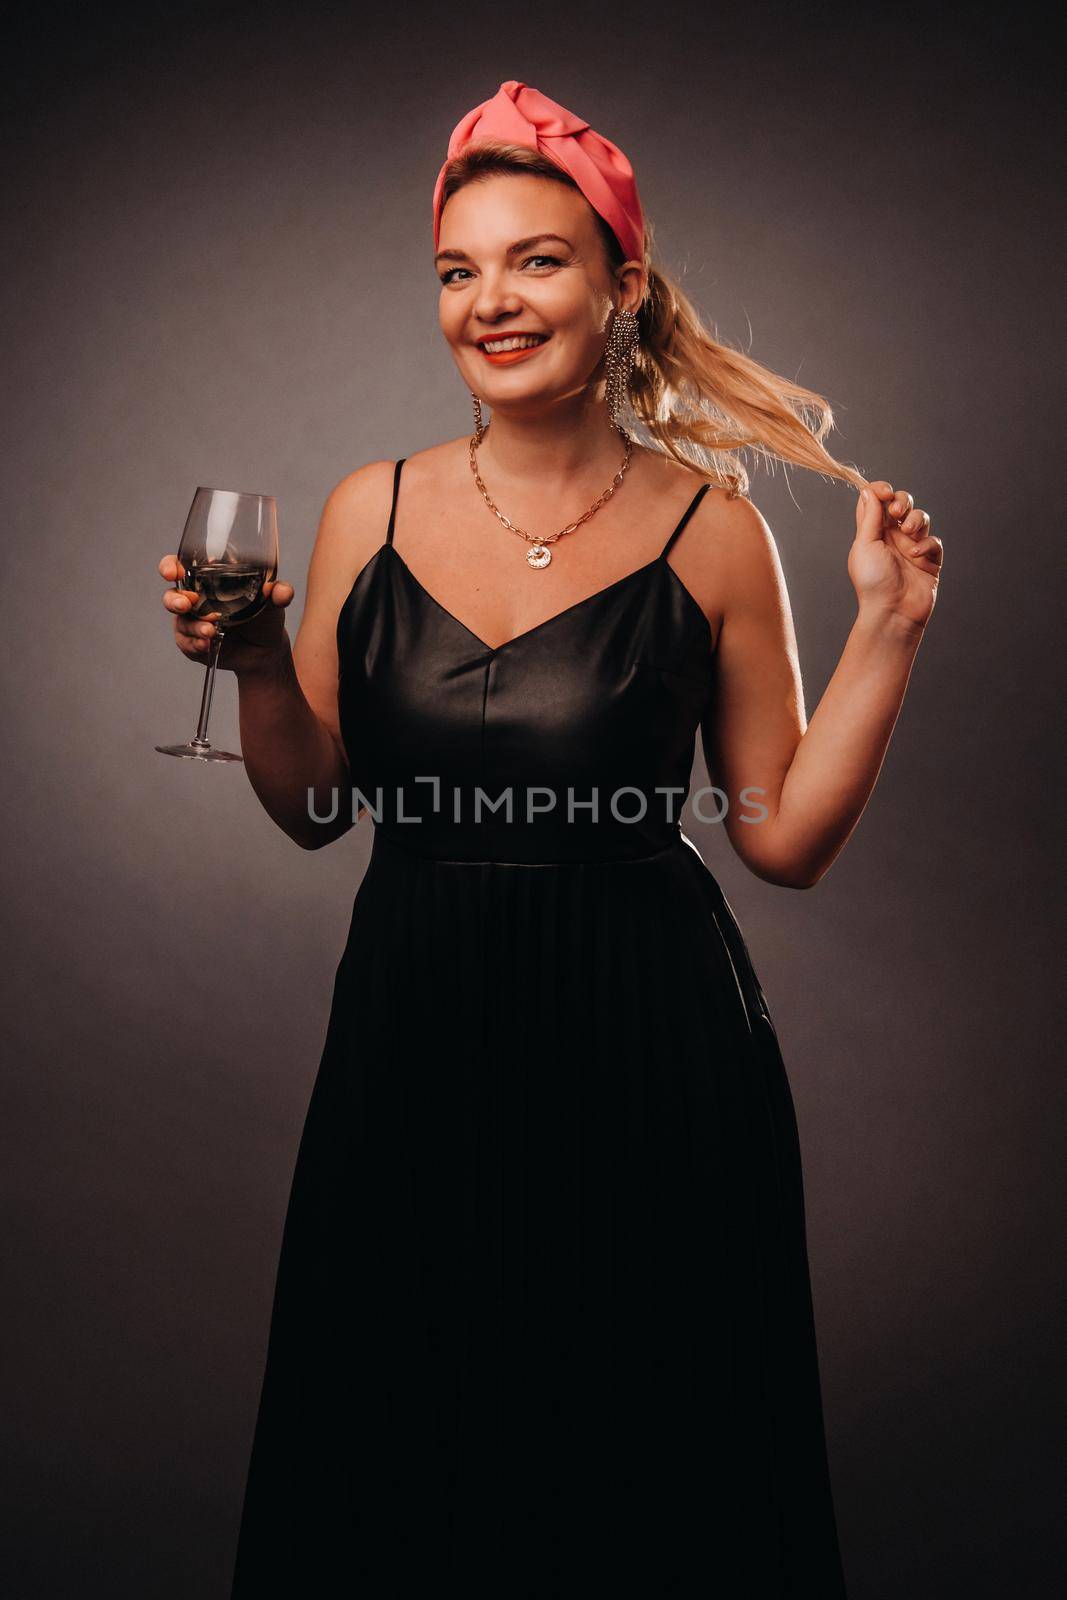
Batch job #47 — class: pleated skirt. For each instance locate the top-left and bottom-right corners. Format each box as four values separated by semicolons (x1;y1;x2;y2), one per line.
229;827;848;1597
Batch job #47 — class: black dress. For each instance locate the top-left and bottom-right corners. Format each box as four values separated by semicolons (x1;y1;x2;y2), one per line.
229;458;848;1597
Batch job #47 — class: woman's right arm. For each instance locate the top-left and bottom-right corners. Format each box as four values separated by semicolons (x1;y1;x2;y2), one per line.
159;460;396;850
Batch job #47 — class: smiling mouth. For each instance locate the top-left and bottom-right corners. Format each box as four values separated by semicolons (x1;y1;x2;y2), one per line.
478;334;552;364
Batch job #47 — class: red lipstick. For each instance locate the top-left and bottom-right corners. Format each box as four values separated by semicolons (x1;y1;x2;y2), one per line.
477;334;551;366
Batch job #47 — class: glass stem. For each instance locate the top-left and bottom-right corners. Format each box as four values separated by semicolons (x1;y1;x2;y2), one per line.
191;630;225;750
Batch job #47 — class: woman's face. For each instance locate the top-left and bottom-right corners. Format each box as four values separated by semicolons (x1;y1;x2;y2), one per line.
436;173;642;416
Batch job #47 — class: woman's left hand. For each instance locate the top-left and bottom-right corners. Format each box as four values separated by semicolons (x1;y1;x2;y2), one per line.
849;480;943;630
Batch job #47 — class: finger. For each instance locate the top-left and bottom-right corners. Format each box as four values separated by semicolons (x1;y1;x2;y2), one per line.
163;589;216;619
904;545;942;578
898;508;931;538
159;554;180;579
270;582;295;606
907;535;943;565
178;617;220;640
179;620;222;653
177;628;212;655
855;486;890;544
888;489;914;521
866;480;896;503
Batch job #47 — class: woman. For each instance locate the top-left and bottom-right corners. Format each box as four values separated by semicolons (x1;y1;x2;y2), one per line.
161;81;941;1598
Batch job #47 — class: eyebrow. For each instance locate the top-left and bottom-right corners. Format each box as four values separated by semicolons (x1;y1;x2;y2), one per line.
433;233;574;266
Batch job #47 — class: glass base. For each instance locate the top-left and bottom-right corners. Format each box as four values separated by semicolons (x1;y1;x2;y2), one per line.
155;741;244;763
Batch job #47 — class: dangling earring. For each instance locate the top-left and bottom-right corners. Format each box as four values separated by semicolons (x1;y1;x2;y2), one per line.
604;306;639;435
471;391;486;443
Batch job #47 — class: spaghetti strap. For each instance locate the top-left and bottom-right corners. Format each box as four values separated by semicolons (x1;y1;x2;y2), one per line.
385;458;406;546
660;482;711;559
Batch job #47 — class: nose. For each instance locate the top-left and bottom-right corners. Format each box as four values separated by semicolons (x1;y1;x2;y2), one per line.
470;268;524;328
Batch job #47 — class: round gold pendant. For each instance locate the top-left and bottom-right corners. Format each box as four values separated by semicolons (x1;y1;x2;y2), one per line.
526;544;552;569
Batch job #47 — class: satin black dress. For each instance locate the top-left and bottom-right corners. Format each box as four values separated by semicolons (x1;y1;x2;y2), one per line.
229;459;848;1597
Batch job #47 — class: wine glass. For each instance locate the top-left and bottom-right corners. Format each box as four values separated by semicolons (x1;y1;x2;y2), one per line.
155;487;279;763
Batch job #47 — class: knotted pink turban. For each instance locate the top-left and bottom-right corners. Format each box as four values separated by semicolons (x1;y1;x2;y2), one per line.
432;80;645;264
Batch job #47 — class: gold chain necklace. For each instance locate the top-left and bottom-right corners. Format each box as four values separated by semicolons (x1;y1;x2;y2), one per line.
468;427;634;569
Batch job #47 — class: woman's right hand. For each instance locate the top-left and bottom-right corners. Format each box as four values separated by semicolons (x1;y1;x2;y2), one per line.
158;554;296;676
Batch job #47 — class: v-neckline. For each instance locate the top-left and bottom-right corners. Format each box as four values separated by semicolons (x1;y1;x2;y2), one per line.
381;542;708;657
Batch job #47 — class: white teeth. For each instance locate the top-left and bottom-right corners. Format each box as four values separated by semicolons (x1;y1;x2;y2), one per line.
481;335;547;353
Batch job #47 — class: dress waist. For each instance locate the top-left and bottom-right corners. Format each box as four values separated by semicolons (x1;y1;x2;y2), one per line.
370;820;688;869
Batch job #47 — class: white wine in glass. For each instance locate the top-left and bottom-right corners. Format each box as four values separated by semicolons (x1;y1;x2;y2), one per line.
156;486;279;763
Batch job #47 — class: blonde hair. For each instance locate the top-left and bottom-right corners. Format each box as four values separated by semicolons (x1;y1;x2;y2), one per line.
438;142;868;497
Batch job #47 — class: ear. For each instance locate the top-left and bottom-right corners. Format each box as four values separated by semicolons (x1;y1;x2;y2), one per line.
616;261;647;316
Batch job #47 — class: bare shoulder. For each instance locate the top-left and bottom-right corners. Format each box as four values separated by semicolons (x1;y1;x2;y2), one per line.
397;436;468;487
320;457;398;538
294;458;397;647
675;465;772;549
645;451;769;545
683;480;797;664
696;486;782;594
325;439;458;510
650;453;782;636
286;459;401;743
304;458;400;590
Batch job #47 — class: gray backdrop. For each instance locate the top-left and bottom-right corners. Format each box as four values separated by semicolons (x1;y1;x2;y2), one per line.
2;2;1063;1595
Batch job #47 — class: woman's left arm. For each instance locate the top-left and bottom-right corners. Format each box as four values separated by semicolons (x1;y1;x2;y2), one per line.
702;480;943;888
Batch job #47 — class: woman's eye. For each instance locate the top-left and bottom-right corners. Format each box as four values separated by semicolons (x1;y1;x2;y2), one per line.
439;254;562;286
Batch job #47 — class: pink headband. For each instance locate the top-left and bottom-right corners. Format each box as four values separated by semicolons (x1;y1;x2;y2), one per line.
432;80;645;264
